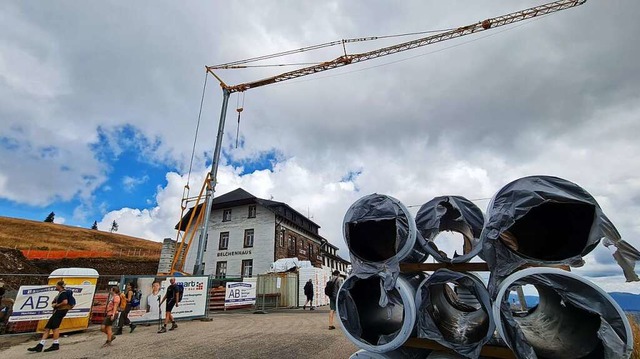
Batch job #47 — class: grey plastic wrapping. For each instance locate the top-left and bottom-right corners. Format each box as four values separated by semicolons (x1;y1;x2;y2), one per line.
415;196;485;263
344;194;428;292
349;348;430;359
481;175;631;294
415;269;494;359
337;273;424;353
603;238;640;282
494;268;633;359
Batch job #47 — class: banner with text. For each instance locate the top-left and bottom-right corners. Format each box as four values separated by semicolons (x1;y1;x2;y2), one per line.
225;282;256;307
170;276;208;318
9;285;96;322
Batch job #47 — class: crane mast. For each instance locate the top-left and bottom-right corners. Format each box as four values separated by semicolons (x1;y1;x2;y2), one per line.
170;0;587;275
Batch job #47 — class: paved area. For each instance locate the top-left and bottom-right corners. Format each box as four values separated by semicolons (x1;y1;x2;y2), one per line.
1;309;358;359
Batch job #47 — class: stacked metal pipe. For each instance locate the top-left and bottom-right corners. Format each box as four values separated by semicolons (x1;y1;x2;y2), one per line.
483;176;634;359
338;176;636;359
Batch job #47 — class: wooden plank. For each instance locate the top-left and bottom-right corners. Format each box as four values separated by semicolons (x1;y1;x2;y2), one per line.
404;338;516;359
400;262;489;272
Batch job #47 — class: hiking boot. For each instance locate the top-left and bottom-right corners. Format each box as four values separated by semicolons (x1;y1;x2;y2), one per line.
169;322;178;331
310;307;315;311
27;343;43;352
43;344;59;352
130;324;137;333
157;327;167;333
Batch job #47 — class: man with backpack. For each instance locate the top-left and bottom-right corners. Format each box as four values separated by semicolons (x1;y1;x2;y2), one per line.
116;283;137;335
326;270;343;330
158;278;181;333
28;280;74;352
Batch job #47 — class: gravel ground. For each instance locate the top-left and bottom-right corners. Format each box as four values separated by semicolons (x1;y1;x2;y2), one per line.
1;308;357;359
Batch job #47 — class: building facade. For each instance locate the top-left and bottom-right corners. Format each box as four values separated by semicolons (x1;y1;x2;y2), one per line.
181;188;330;278
321;241;350;275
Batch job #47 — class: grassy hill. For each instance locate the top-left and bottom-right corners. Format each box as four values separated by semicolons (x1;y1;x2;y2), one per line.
0;216;162;254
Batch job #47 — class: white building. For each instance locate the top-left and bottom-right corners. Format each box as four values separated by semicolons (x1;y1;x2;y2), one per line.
181;188;336;278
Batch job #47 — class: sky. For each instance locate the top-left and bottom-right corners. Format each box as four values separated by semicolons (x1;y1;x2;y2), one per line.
1;1;639;293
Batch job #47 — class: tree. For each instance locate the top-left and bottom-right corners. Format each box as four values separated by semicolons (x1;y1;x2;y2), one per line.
110;220;119;233
91;221;98;230
44;212;55;223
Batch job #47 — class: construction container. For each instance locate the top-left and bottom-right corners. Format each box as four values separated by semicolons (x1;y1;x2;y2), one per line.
37;268;99;334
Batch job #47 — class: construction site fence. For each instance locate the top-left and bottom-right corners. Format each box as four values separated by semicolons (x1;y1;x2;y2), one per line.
18;248;161;260
0;273;122;335
1;271;315;335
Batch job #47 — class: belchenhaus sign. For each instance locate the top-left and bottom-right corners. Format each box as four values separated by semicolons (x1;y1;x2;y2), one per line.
217;250;252;257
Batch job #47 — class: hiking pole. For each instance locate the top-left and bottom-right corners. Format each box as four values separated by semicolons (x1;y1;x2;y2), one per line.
157;295;162;332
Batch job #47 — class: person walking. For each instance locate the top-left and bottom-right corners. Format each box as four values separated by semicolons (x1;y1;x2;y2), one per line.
115;283;136;335
328;270;343;330
28;281;71;352
303;279;314;310
101;286;121;347
157;278;179;333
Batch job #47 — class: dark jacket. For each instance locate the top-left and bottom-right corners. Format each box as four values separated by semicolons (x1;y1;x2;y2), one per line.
303;282;313;296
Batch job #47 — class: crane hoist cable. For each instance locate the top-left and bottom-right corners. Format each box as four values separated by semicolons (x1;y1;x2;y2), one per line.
235;92;245;148
209;28;456;69
181;71;208;212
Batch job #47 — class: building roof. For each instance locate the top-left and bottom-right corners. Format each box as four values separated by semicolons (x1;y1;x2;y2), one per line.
176;188;321;234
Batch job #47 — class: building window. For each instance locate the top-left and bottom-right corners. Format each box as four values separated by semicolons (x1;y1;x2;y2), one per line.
292;236;297;252
244;229;254;248
223;209;232;222
215;261;227;278
278;230;284;247
308;244;313;258
242;259;253;277
219;232;229;250
248;205;256;218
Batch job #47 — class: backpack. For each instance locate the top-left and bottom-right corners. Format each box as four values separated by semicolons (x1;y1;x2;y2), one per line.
131;290;142;307
324;278;337;298
65;289;76;308
118;293;127;311
176;284;184;303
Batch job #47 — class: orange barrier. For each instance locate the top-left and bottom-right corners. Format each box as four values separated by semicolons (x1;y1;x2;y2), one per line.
21;249;161;260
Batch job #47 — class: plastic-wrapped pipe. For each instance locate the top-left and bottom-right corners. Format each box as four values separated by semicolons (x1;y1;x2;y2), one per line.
415;196;485;263
415;269;495;359
337;273;425;353
344;194;428;265
481;175;624;293
494;268;633;359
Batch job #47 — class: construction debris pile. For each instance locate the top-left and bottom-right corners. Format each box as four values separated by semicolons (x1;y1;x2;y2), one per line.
337;176;637;359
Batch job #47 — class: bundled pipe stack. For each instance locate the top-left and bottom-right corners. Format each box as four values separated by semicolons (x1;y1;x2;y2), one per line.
338;175;637;359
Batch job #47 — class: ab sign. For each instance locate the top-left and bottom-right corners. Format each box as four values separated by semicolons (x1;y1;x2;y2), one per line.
224;282;256;307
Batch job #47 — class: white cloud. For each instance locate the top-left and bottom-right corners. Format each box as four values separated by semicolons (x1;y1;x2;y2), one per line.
122;175;150;192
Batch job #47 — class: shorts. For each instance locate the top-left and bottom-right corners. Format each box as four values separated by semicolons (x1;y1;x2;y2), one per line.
306;295;313;301
166;300;176;313
102;313;119;326
329;298;337;311
45;310;68;330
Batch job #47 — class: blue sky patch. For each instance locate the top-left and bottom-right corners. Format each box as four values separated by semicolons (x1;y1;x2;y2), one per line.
224;148;281;175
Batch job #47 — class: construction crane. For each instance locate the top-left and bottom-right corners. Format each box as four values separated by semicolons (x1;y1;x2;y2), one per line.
166;0;587;275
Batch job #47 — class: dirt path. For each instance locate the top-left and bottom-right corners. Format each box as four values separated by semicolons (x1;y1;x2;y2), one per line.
1;309;357;359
